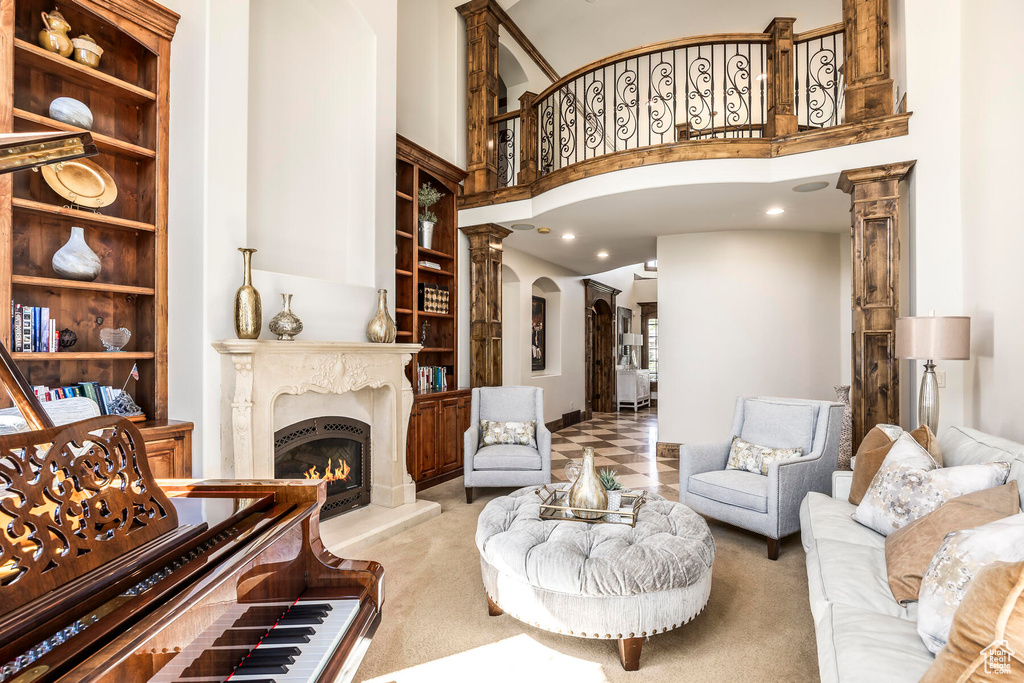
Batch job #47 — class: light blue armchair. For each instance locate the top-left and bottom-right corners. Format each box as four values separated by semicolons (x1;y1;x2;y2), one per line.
680;396;844;559
463;386;551;503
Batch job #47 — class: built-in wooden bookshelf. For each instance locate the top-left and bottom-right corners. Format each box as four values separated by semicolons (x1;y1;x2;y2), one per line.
396;135;471;490
0;0;191;472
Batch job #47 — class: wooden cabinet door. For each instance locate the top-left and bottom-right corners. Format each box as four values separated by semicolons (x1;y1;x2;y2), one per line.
439;397;462;472
145;438;177;479
409;401;440;481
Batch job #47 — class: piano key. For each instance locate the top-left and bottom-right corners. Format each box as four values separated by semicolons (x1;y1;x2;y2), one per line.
232;663;289;675
284;603;332;613
247;647;301;658
274;614;324;625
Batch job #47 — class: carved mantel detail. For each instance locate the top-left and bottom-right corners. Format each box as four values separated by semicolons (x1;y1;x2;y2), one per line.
212;340;421;509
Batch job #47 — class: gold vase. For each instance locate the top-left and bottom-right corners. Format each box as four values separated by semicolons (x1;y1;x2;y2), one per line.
366;289;397;343
568;446;607;520
234;248;262;340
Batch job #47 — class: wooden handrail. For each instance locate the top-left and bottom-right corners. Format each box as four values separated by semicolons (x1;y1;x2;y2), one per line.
533;31;771;103
489;109;522;124
794;22;844;43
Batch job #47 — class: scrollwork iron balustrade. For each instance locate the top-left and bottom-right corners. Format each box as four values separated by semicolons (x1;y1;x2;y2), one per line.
496;117;518;188
795;30;844;129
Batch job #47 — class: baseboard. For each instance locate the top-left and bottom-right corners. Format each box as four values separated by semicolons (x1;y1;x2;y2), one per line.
545;418;563;433
656;441;681;459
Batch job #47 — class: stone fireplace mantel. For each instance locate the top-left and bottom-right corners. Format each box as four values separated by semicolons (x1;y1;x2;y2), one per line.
212;340;422;509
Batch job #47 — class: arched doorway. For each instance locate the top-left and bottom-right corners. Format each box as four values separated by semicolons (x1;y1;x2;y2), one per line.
583;279;621;415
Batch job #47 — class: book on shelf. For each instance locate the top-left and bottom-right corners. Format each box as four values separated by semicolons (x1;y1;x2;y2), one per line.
418;260;442;270
417;365;450;394
31;381;123;416
11;304;59;352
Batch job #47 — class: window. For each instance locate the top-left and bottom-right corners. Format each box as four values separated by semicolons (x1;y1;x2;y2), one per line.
647;318;659;384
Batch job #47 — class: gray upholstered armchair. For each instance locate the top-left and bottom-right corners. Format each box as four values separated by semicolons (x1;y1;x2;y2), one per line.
464;386;551;503
680;396;844;559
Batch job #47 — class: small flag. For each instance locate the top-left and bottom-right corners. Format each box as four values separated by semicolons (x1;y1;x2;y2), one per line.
130;363;140;380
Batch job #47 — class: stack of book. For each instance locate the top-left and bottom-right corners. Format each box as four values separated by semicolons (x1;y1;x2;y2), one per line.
417;366;449;393
11;303;58;352
33;382;124;415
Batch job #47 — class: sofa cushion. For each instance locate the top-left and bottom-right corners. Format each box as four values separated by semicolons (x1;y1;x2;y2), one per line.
740;398;818;455
885;482;1020;604
941;426;1024;509
801;492;884;553
478;386;538;423
816;602;935;683
809;538;914;621
854;433;1010;536
473;444;543;471
687;469;768;513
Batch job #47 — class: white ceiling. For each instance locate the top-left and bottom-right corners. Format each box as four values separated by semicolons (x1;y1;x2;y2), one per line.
504;0;841;77
501;173;850;275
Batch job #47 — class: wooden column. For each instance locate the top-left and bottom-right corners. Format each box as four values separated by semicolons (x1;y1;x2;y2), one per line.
462;224;513;387
842;0;894;122
838;161;914;449
764;17;798;138
517;90;539;184
458;0;500;194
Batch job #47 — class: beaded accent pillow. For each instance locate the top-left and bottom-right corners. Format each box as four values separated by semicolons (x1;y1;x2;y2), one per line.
725;436;803;476
479;420;537;448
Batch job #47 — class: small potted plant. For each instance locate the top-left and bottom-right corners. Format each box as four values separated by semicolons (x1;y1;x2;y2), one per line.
418;182;443;250
599;467;624;522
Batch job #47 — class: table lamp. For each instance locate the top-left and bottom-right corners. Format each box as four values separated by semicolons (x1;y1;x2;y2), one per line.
621;333;642;369
895;316;970;434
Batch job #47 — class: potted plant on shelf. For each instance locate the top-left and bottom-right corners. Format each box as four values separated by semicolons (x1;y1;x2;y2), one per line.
599;467;624;522
418;182;442;250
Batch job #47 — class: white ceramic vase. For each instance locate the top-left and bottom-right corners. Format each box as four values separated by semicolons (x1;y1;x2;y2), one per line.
52;227;101;281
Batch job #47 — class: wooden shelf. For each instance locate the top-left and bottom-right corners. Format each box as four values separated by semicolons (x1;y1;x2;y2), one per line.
396;307;413;314
418;247;454;260
13;198;156;233
14;109;156;161
397;331;413;338
396;268;413;277
14;39;157;104
416;310;453;319
12;352;155;360
396;190;413;201
397;230;414;239
417;264;455;277
420;347;455;353
12;275;155;295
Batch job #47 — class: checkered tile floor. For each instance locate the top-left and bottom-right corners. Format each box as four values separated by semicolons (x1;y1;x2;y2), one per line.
550;407;680;499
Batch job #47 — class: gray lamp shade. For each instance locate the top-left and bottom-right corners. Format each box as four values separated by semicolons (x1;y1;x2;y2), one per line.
895;316;971;360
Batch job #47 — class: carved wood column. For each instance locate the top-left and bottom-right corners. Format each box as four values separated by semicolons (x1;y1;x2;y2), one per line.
517;90;539;184
842;0;894;122
462;224;512;387
458;0;500;194
839;161;914;449
764;17;797;138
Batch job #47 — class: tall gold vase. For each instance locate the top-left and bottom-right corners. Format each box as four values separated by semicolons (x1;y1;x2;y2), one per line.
366;289;397;343
234;248;262;339
568;446;607;520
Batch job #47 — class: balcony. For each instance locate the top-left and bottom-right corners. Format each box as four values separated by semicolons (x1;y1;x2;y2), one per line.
458;4;910;208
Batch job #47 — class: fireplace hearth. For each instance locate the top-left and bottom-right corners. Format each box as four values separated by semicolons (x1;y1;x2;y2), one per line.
274;417;371;518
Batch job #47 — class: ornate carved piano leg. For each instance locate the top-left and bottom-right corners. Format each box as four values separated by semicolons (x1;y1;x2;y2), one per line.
617;636;643;671
487;595;503;617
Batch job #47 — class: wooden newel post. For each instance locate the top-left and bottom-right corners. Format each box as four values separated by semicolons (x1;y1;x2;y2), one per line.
764;17;797;138
458;0;500;194
517;91;539;185
461;224;513;388
842;0;894;122
838;161;914;450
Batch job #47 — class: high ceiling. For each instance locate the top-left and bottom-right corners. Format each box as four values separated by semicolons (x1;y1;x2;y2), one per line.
500;173;850;275
504;0;841;77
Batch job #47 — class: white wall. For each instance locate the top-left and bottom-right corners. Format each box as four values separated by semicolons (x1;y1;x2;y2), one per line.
164;0;398;476
960;0;1024;442
657;230;843;445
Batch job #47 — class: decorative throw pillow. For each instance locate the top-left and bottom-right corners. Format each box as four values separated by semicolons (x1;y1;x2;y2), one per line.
853;432;1010;536
885;482;1020;604
917;514;1024;654
479;420;537;448
921;560;1024;682
725;436;802;476
850;424;944;505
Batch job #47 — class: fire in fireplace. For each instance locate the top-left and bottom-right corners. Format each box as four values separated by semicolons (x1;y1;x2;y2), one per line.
274;417;371;518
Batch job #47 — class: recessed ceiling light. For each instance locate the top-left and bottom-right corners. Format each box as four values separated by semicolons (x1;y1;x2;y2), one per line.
510;223;535;231
793;181;829;193
765;207;785;216
597;251;609;258
561;233;576;240
537;227;551;234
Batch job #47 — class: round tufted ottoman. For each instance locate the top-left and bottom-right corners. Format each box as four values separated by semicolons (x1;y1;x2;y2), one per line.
475;486;715;670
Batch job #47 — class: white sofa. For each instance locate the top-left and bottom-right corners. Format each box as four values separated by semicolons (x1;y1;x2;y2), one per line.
800;426;1024;683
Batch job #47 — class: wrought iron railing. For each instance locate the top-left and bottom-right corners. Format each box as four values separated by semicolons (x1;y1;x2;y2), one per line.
487;25;848;189
794;24;845;129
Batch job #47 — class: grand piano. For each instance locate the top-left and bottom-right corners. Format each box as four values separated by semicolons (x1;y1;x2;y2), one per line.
0;343;383;683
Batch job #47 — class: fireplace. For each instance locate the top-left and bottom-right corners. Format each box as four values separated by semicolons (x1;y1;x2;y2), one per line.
274;417;371;518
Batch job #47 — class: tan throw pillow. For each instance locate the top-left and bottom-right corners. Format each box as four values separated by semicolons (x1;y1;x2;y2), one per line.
920;560;1024;682
849;424;944;505
885;482;1020;604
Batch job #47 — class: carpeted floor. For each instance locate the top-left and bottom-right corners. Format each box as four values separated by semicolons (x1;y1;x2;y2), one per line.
351;412;820;682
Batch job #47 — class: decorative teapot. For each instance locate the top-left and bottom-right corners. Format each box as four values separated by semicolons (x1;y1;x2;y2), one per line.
71;33;103;69
38;9;73;58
